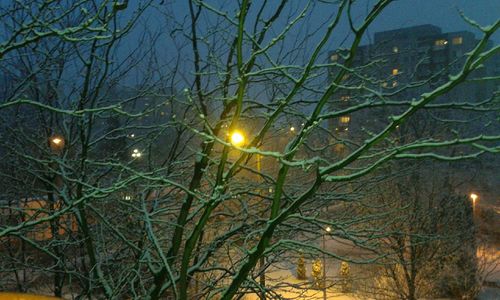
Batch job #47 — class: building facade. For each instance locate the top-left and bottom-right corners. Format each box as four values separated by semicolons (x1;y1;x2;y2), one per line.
328;24;498;139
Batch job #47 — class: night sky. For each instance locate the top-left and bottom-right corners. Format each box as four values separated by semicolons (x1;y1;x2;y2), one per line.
370;0;500;42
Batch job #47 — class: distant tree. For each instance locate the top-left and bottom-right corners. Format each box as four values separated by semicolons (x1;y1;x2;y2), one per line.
296;254;307;280
339;261;352;293
312;259;323;289
358;169;478;300
100;115;128;161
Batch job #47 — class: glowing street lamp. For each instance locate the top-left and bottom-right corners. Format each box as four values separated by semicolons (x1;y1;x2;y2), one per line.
470;193;479;217
323;226;331;300
230;131;245;146
470;193;478;204
49;135;65;152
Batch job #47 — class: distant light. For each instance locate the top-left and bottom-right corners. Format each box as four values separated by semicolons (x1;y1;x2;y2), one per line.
230;131;245;146
131;149;142;158
49;135;65;151
325;226;331;233
130;134;135;138
290;126;295;132
470;193;478;203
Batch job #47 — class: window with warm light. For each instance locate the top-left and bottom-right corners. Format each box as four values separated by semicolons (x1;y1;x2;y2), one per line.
392;81;398;87
331;54;338;61
340;95;350;101
340;116;350;124
452;36;463;45
435;39;448;46
392;68;399;76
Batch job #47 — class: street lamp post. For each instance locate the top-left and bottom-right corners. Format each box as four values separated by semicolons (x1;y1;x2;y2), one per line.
323;226;331;300
47;135;66;296
231;130;267;299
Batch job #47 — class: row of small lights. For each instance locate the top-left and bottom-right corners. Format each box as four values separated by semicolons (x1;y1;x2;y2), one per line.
49;135;482;207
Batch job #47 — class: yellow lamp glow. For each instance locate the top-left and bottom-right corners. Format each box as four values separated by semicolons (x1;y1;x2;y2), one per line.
230;131;245;146
49;135;65;151
470;193;478;203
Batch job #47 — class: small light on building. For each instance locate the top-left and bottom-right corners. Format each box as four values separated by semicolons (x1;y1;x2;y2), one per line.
452;36;463;45
435;39;448;46
340;116;350;124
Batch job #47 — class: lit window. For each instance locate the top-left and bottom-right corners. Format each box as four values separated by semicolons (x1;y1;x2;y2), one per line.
435;39;448;46
452;36;463;45
392;81;398;87
340;116;350;124
392;68;399;76
331;54;338;61
392;46;399;53
340;95;350;101
381;82;388;88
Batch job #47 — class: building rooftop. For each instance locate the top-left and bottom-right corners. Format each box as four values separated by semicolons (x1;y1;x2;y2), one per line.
374;24;442;43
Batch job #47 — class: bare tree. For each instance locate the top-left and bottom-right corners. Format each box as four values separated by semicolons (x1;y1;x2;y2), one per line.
0;0;498;299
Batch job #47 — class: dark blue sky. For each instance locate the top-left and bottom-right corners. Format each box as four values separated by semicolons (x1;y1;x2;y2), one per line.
115;0;500;87
369;0;499;43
